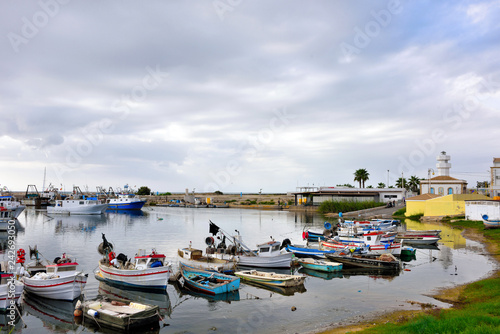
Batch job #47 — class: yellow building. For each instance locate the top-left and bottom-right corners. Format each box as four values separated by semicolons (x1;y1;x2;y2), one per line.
406;193;490;217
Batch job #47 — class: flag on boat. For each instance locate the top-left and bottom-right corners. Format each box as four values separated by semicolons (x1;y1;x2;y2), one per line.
209;221;220;235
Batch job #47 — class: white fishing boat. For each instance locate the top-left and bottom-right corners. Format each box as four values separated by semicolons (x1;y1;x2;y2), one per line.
47;186;108;215
178;244;236;273
96;234;172;290
0;195;26;219
0;272;24;311
22;254;88;301
207;222;292;268
47;198;108;215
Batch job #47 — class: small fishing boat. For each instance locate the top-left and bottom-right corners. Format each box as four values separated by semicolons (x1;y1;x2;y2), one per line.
286;244;338;258
319;239;368;253
400;246;417;261
178;242;236;273
397;230;441;237
22;254;88;300
235;270;305;287
0;272;23;311
482;214;500;229
0;195;26;231
96;234;172;291
179;264;240;295
302;222;334;242
82;299;160;332
296;258;343;272
396;236;440;245
325;253;400;270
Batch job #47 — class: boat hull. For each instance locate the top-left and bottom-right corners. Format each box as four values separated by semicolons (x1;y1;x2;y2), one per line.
23;273;87;301
47;203;108;215
97;261;171;290
297;259;342;272
107;201;146;210
326;254;400;270
180;266;240;295
236;252;292;268
235;270;305;287
286;245;337;258
0;281;23;311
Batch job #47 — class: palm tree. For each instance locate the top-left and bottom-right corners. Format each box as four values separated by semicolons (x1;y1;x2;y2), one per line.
377;182;386;188
408;175;421;193
395;177;407;189
353;169;370;188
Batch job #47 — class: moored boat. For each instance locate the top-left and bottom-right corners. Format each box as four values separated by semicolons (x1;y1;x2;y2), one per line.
82;299;160;332
178;243;236;273
325;253;400;270
482;214;500;229
235;270;305;287
286;244;338;259
22;254;88;301
396;236;440;245
96;234;172;291
0;272;23;311
107;193;146;210
179;264;240;295
296;258;342;272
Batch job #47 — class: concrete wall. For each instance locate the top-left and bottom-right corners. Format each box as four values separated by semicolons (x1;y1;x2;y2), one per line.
405;201;426;216
465;200;500;220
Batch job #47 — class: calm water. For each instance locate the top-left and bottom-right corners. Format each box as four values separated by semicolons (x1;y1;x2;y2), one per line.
2;207;497;333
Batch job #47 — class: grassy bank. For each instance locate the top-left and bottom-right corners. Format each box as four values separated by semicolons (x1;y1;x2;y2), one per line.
325;219;500;333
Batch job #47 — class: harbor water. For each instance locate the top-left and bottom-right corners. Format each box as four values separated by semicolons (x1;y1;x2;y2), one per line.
2;207;497;333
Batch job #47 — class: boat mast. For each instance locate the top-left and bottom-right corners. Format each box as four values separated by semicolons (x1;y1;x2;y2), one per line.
42;167;46;192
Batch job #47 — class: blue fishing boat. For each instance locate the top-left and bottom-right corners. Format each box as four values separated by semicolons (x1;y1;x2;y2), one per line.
286;245;338;258
179;264;240;295
107;193;146;210
297;258;343;272
482;214;500;229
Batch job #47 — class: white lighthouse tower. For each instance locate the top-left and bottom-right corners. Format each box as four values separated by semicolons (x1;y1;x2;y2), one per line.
436;151;451;176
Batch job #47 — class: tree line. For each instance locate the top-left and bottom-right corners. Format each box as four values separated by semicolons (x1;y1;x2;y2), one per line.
340;168;422;193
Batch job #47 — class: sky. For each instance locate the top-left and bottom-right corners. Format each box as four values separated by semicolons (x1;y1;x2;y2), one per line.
1;0;499;194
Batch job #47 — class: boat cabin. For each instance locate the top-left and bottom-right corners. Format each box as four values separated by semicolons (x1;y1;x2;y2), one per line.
256;241;282;257
178;247;202;260
46;262;79;276
134;249;166;270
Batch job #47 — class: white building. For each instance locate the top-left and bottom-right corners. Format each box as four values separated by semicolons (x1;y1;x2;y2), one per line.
465;200;500;220
420;151;467;195
491;158;500;198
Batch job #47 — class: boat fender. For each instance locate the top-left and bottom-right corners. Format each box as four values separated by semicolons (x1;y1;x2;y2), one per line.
108;252;116;262
302;232;309;240
87;309;99;317
205;236;215;246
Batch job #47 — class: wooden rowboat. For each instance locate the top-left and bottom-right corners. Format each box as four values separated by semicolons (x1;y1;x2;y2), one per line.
325;253;400;270
235;270;305;287
179;264;240;295
482;214;500;229
296;258;343;273
82;299;160;332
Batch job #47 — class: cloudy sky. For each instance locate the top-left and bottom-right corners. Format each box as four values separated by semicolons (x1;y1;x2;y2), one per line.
1;0;499;194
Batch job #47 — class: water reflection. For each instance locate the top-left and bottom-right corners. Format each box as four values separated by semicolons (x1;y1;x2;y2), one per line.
53;215;107;235
22;293;81;331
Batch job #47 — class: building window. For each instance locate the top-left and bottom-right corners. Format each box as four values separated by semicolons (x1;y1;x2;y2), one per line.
430;187;435;194
448;188;453;194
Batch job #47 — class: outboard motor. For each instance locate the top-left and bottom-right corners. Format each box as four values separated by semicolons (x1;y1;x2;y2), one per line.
280;238;292;250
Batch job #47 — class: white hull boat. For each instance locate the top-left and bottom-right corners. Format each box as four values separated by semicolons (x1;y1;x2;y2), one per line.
0;274;24;311
178;246;235;273
97;235;172;290
48;199;108;215
23;259;88;301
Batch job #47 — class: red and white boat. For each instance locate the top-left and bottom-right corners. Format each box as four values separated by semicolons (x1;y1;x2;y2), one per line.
22;255;87;301
96;234;172;290
321;233;402;256
0;273;24;311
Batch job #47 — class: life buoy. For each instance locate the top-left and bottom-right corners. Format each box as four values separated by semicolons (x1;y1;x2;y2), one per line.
16;248;26;264
108;252;116;262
